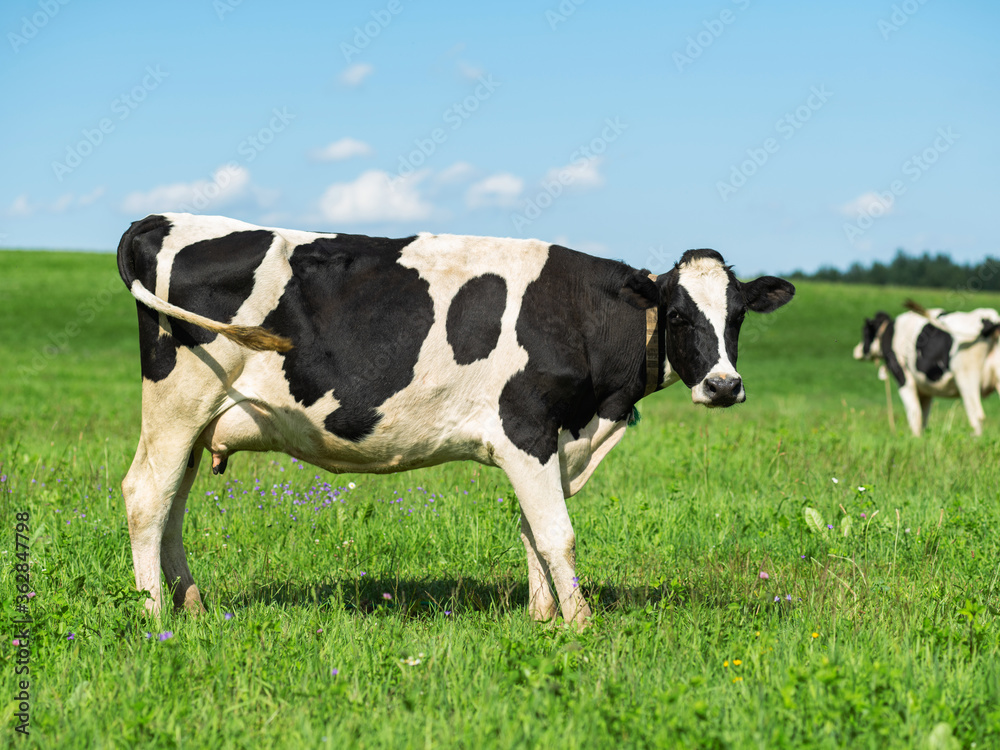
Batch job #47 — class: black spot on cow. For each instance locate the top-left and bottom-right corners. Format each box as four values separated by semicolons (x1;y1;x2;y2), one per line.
858;311;905;386
446;274;507;365
167;230;275;347
860;312;890;359
915;323;952;382
262;234;432;442
881;318;906;386
125;215;177;382
499;246;650;463
724;280;747;369
118;217;275;382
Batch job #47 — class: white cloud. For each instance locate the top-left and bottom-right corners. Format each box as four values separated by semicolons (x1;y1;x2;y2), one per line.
466;173;524;208
457;60;483;80
121;165;251;214
6;188;106;217
50;194;74;213
543;156;604;190
77;186;106;207
839;191;896;218
435;161;477;186
7;194;33;217
318;169;432;223
311;137;373;162
340;63;374;87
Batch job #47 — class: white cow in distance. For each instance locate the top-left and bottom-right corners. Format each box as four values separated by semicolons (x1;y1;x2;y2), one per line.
854;300;1000;436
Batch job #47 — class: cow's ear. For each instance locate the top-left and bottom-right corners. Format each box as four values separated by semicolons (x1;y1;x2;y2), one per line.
619;272;659;310
981;318;1000;339
743;276;795;313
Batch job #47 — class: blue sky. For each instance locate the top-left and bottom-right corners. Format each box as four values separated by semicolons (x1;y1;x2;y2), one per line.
2;0;998;275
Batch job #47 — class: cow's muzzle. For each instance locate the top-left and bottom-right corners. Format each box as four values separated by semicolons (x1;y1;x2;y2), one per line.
693;373;744;408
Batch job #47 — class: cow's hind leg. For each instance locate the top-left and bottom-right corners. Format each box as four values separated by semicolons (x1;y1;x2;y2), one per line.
161;448;206;613
121;433;199;617
520;511;558;622
503;453;591;627
956;375;986;436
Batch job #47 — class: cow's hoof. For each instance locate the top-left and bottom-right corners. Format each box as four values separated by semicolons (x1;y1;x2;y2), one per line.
176;585;206;615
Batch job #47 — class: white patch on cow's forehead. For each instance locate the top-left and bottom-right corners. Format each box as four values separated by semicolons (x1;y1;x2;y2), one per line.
677;256;731;316
676;254;740;384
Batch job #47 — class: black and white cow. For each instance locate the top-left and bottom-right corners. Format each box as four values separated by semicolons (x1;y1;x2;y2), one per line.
117;213;795;625
854;303;1000;436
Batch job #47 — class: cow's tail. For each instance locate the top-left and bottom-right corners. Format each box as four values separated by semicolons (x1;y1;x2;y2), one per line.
904;298;930;317
116;216;293;352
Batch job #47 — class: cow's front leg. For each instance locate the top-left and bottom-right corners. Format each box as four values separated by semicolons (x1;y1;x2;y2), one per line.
502;453;592;627
897;380;925;436
519;511;558;622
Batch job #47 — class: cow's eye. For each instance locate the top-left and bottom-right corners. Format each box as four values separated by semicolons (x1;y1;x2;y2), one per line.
667;310;687;326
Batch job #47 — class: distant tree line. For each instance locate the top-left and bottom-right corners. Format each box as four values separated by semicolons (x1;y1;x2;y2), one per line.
788;250;1000;291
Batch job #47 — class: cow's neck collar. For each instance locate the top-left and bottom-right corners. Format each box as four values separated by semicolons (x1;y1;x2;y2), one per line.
643;273;660;397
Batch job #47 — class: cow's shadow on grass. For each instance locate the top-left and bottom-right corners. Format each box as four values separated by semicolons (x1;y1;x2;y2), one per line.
221;576;678;619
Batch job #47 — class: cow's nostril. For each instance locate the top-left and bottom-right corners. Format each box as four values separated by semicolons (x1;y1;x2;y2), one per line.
704;376;741;402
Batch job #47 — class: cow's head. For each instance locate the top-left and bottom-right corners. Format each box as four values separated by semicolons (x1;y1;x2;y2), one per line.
656;249;795;407
853;312;892;361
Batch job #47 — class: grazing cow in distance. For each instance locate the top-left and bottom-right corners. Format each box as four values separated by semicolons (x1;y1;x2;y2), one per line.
854;301;1000;436
117;213;795;626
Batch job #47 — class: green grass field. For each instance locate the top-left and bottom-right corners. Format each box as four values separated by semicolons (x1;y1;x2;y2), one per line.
2;249;1000;748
